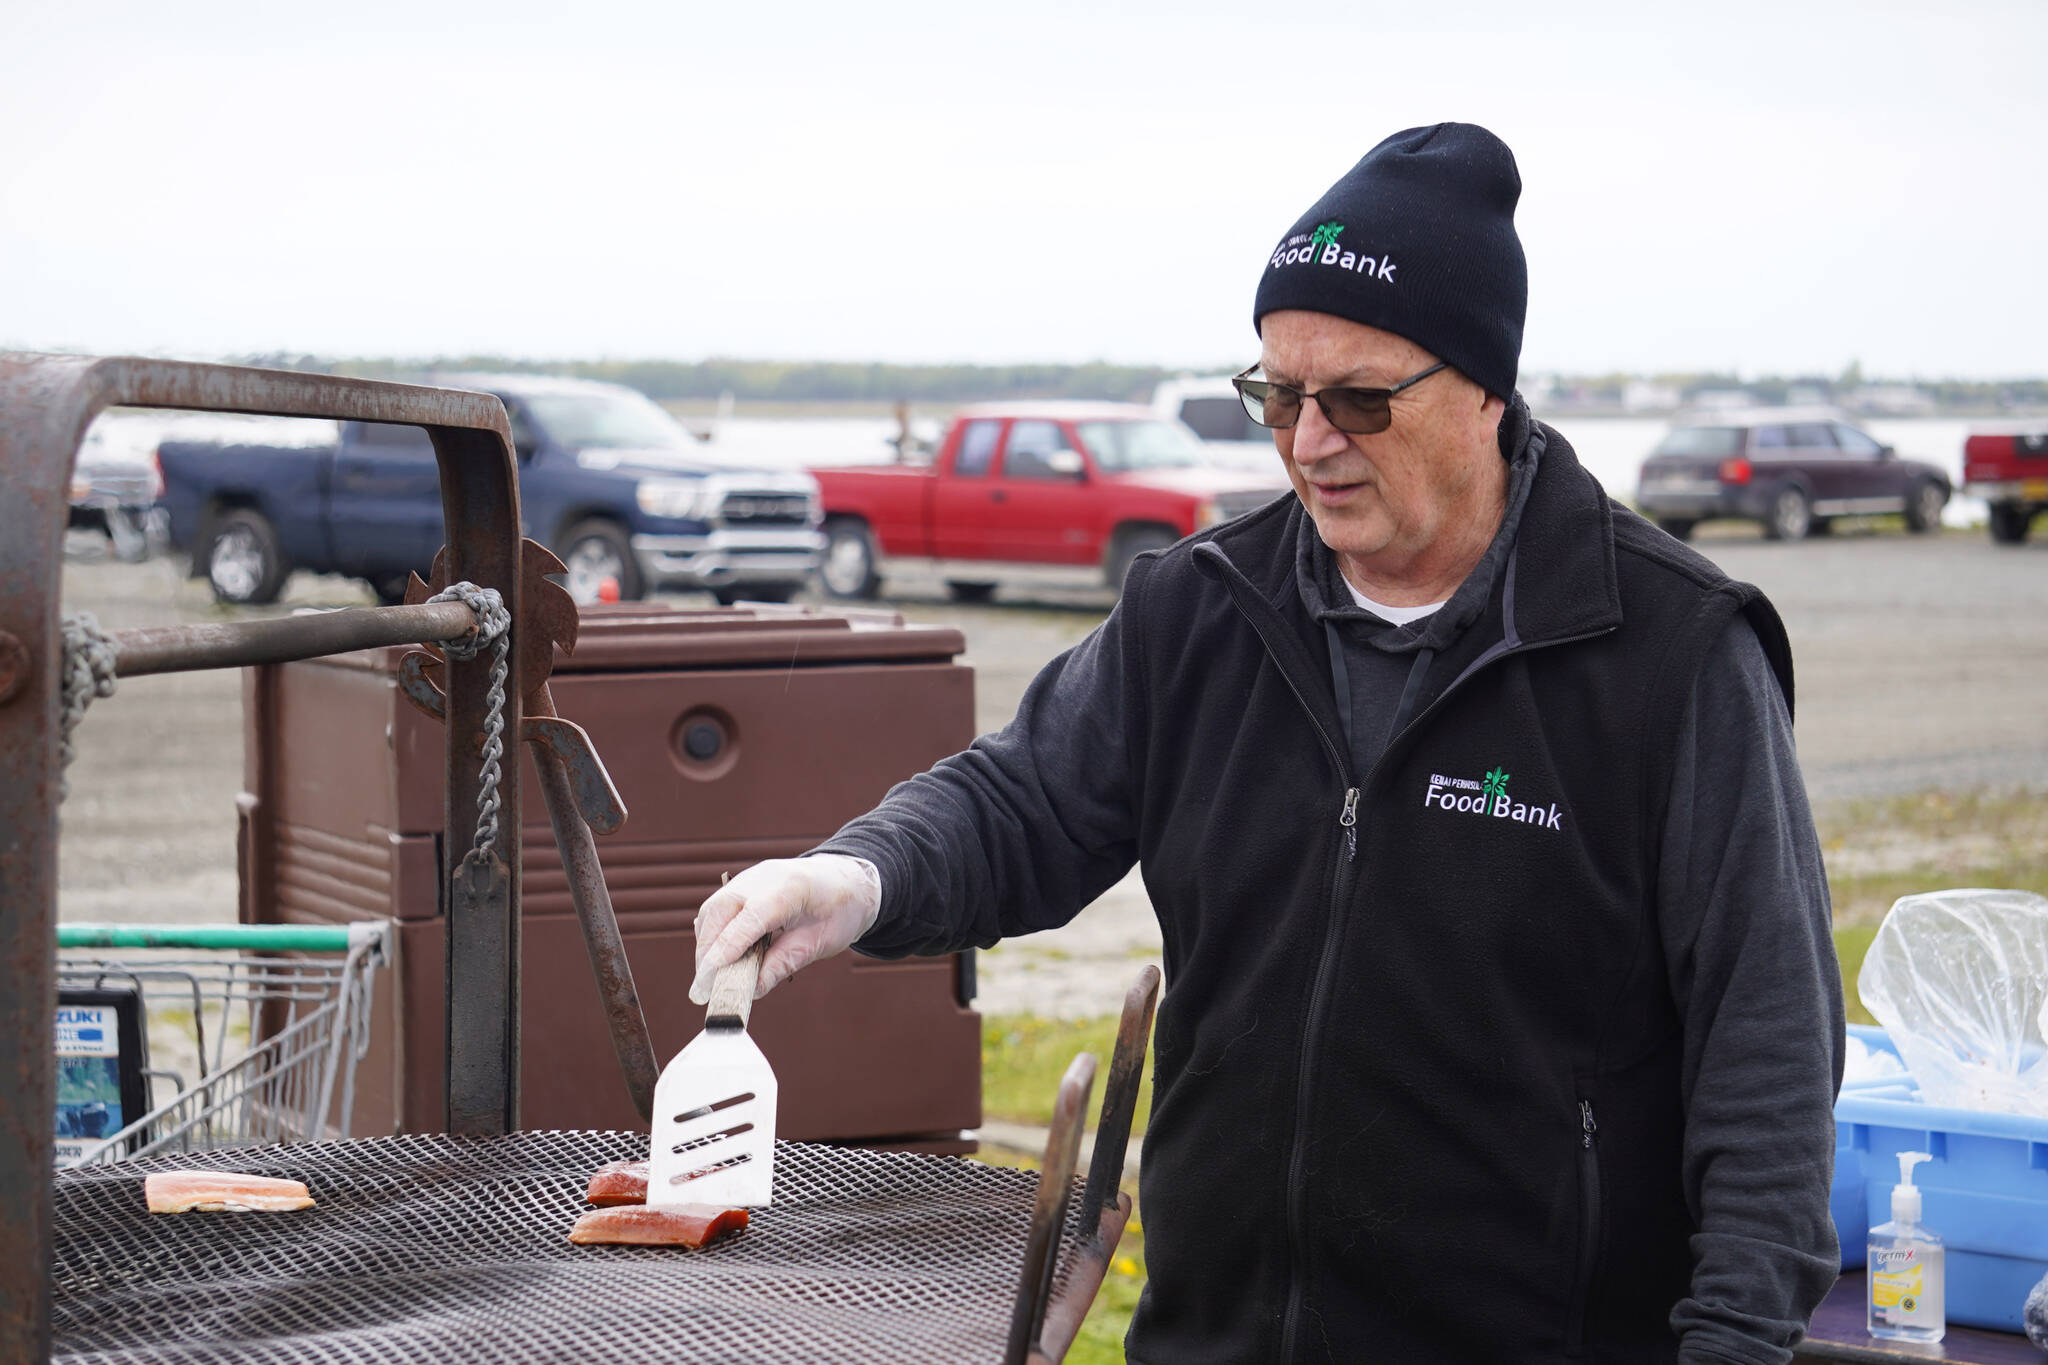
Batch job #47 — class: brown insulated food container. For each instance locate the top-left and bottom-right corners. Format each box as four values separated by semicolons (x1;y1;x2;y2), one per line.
238;603;981;1150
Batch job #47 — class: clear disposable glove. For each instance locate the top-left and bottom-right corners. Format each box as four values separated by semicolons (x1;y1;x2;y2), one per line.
688;854;882;1005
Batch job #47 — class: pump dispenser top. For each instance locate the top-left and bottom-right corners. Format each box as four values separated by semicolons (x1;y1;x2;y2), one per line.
1892;1151;1931;1224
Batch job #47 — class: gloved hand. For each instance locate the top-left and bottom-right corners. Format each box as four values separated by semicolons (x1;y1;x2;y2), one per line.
689;854;883;1005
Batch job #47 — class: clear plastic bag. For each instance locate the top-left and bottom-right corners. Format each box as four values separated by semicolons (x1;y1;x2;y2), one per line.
1856;888;2048;1118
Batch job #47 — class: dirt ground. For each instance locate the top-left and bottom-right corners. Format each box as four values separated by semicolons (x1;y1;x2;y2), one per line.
52;525;2048;1018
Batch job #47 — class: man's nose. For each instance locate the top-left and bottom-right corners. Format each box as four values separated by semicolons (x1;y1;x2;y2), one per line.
1289;396;1351;465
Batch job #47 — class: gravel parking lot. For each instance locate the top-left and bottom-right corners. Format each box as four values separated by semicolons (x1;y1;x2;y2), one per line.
52;525;2048;1017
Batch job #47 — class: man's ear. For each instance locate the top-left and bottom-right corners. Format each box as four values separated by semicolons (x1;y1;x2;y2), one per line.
1491;392;1525;461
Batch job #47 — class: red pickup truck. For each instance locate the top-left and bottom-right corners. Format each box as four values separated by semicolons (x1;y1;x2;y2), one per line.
1962;427;2048;543
811;402;1290;600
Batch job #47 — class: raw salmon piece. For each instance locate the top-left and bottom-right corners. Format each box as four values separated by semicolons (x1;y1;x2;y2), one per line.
145;1170;314;1213
567;1204;747;1247
585;1158;649;1206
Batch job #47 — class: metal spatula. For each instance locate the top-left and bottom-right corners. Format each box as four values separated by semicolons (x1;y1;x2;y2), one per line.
648;938;777;1207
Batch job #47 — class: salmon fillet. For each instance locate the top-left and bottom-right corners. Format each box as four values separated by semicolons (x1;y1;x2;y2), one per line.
585;1158;649;1207
567;1204;747;1247
144;1170;315;1213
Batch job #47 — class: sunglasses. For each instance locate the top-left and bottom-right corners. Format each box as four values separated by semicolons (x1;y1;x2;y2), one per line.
1232;361;1447;435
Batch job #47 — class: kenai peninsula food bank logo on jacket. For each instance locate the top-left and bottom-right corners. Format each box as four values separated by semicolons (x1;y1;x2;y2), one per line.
1268;219;1399;281
1423;766;1566;830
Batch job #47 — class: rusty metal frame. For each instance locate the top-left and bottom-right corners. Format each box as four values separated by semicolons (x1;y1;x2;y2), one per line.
0;353;528;1363
1078;965;1159;1236
105;601;483;676
391;574;656;1124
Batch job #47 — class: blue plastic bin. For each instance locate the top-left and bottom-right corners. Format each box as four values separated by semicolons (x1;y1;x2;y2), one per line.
1832;1024;2048;1333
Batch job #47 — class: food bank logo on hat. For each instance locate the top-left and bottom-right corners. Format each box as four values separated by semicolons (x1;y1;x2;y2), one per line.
1251;123;1528;400
1268;220;1398;283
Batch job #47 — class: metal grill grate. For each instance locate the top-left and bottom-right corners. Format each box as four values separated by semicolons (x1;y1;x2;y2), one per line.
51;1131;1088;1364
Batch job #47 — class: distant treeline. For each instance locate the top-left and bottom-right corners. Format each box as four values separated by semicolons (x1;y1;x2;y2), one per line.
233;353;2048;410
244;354;1185;404
1555;366;2048;411
1913;378;2048;408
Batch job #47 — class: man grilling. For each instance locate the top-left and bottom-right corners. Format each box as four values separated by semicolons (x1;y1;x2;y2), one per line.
693;123;1844;1364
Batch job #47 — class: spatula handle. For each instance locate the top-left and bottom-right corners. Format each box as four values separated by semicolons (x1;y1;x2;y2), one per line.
705;938;767;1030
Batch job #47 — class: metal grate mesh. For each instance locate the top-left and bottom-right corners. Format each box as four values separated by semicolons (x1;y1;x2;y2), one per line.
52;1131;1086;1364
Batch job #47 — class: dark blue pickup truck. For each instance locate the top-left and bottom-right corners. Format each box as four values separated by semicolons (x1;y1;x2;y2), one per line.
159;372;823;605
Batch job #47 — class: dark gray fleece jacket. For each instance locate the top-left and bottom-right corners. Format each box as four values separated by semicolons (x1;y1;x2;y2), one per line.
821;402;1844;1364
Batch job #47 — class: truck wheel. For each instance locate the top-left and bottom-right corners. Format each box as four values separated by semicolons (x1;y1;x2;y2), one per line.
559;519;643;604
1107;527;1177;595
946;581;998;603
1653;516;1696;542
821;518;881;599
1989;502;2032;545
1762;486;1812;541
105;506;151;563
1904;479;1947;533
205;508;289;605
712;583;798;606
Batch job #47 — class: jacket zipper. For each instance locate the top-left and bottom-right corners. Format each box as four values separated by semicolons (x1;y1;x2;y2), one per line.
1274;784;1359;1365
1210;575;1357;1365
1566;1099;1602;1354
1213;561;1614;1363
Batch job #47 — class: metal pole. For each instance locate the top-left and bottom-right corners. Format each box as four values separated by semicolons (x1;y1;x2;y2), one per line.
435;424;524;1136
1079;964;1159;1235
532;746;659;1123
0;353;93;1365
1005;1052;1098;1365
109;603;481;677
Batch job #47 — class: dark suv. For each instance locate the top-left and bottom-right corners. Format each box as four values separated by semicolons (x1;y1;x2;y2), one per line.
1635;409;1950;541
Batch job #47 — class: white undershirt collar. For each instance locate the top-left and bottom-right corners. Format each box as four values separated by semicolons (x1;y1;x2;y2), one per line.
1342;575;1446;625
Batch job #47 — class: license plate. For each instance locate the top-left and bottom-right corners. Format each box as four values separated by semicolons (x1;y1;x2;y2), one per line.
2022;479;2048;500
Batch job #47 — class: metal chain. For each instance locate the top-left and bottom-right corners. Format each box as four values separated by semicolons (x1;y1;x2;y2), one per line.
426;583;511;865
58;612;120;802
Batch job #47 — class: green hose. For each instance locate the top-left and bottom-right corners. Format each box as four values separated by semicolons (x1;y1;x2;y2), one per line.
58;923;361;952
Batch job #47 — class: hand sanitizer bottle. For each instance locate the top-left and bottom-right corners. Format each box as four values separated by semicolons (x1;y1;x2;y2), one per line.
1868;1150;1945;1343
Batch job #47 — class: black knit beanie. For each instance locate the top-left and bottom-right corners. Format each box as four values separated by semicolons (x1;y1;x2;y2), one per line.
1253;123;1526;400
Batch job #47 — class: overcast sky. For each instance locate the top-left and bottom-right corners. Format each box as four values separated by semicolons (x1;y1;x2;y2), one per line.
3;0;2042;379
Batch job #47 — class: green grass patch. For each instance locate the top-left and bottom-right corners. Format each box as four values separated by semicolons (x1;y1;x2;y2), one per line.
1817;786;2048;1019
1815;788;2048;923
1817;786;2048;844
1827;862;2048;929
1834;923;1879;1027
983;1013;1153;1136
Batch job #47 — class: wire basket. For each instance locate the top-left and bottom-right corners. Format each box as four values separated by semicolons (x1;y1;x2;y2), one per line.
54;921;393;1166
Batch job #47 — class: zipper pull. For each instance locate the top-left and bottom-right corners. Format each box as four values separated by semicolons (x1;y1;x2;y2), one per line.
1340;787;1359;861
1580;1099;1598;1149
